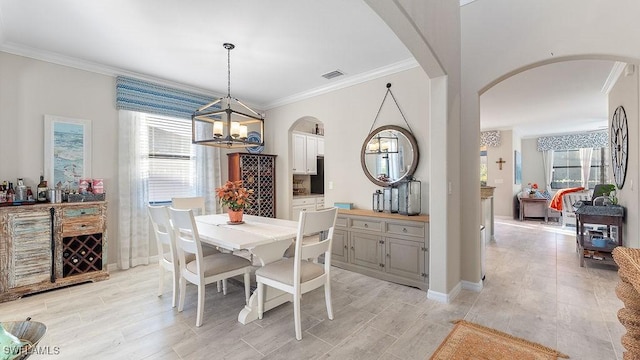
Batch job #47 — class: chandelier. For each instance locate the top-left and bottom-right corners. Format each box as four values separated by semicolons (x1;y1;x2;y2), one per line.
192;43;264;148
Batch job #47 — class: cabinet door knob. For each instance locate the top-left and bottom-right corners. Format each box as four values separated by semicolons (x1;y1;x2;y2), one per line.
351;246;355;251
344;245;347;249
386;253;390;258
402;228;407;233
364;224;368;228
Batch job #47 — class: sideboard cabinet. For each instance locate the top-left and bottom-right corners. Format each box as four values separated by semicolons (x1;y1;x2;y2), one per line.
332;209;429;290
0;201;108;302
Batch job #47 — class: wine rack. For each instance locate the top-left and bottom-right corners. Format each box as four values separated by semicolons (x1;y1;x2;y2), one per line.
62;233;103;277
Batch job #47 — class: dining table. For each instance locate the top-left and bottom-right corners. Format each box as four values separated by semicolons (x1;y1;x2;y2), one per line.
194;213;299;324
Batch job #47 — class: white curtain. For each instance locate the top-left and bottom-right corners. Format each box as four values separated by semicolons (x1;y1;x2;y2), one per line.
579;148;594;188
118;110;150;269
542;150;554;190
195;145;222;214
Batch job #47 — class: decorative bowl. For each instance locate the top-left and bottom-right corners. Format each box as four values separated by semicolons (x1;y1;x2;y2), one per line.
0;320;47;360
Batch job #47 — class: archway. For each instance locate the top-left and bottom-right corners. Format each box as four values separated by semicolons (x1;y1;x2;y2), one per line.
288;116;325;220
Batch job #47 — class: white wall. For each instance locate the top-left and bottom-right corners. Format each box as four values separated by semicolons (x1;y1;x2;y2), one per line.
0;52;120;265
521;138;546;192
265;67;430;220
609;66;639;248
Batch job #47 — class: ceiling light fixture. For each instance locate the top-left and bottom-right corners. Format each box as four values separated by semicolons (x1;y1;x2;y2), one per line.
192;43;264;148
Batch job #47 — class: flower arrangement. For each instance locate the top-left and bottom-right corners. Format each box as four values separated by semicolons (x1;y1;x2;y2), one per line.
215;180;253;211
527;183;538;194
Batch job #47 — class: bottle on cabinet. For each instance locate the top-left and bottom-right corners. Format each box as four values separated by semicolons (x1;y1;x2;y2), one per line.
37;176;48;202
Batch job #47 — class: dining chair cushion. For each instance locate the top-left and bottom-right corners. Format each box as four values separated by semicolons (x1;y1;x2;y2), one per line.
255;258;324;285
167;245;219;263
186;253;251;277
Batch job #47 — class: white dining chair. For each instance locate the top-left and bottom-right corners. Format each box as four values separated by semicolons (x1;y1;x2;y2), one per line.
171;196;206;216
168;207;252;327
256;207;338;340
148;204;180;307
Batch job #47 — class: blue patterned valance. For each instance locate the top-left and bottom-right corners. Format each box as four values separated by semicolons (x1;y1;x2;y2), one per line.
537;131;608;151
480;131;501;147
116;76;215;119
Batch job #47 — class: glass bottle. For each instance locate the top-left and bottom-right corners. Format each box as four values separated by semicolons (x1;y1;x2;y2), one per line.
6;182;15;203
26;186;34;201
37;176;48;202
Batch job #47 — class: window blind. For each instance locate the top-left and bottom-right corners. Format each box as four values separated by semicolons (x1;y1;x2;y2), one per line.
144;115;197;202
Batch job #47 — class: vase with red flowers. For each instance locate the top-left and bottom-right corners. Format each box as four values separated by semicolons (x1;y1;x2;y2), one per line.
215;180;254;223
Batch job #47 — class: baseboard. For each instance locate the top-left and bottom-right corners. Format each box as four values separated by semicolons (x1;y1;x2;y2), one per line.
107;256;159;273
427;282;462;303
461;279;483;292
107;263;119;272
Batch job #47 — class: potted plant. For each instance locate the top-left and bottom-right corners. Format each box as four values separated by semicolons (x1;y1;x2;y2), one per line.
215;180;254;223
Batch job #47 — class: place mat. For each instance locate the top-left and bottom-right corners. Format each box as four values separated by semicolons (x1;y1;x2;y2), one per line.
430;320;569;360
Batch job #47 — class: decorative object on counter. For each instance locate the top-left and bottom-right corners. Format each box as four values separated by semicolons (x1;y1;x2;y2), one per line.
44;115;92;191
192;43;264;149
333;202;353;210
67;192;106;203
216;180;254;223
361;83;419;187
246;131;264;154
372;190;383;212
383;186;398;213
398;176;421;216
36;176;47;202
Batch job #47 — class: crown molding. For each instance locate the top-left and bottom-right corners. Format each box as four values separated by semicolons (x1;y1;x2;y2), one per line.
264;58;419;110
0;41;224;100
1;41;414;112
601;61;626;94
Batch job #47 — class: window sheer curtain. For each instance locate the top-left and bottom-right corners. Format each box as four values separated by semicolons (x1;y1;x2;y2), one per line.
118;110;150;269
579;148;593;188
117;110;222;269
542;150;554;190
195;144;222;214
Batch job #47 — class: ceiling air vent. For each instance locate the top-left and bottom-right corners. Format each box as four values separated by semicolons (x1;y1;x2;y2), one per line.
322;70;345;80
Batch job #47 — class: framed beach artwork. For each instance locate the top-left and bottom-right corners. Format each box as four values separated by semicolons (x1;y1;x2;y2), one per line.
44;115;92;190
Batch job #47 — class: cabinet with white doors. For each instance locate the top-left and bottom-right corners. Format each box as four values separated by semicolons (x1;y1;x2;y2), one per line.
292;132;322;175
291;195;324;220
331;209;429;290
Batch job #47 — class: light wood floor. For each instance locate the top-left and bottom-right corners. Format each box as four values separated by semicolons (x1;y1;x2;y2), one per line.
0;217;624;359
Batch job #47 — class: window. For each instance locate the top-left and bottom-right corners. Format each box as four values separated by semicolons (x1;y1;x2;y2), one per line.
480;146;488;186
143;114;197;203
551;147;609;189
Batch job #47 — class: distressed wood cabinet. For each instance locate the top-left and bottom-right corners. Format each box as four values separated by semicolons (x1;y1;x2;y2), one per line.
331;209;429;290
0;201;108;302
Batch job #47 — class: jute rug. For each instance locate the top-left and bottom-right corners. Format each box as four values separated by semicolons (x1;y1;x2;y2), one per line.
430;320;569;360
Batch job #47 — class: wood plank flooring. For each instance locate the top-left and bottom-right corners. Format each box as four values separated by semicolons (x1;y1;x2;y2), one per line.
0;217;624;359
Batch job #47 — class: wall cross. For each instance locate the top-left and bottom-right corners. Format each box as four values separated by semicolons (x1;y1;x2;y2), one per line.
496;157;506;170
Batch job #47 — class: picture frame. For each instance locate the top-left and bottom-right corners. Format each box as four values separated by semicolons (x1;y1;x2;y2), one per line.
44;115;92;190
514;150;522;185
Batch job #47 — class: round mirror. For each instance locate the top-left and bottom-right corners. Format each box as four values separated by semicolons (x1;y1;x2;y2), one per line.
360;125;419;187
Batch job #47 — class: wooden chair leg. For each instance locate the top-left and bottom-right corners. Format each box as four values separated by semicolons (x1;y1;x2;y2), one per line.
294;292;302;340
157;265;164;297
324;281;333;320
257;282;264;320
170;269;178;308
196;283;205;327
178;276;186;312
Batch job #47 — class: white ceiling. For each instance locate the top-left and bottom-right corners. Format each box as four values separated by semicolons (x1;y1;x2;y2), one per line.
0;1;616;137
480;59;616;138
